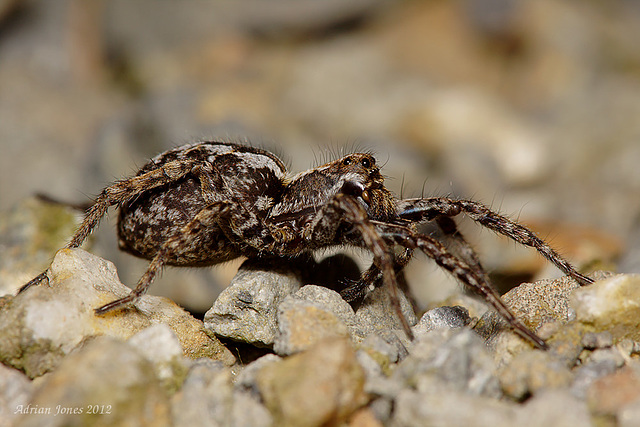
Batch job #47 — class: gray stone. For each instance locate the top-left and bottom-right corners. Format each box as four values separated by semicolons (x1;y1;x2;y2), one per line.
171;360;234;427
274;294;350;356
412;305;471;336
128;323;190;392
0;248;234;378
395;328;501;399
356;349;402;399
293;285;357;332
354;284;417;337
172;358;273;427
15;336;170;427
235;354;282;397
204;260;304;347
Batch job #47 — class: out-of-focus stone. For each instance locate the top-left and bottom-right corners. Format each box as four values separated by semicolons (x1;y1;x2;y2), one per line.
572;274;640;342
15;336;170;427
587;363;640;417
128;324;189;392
395;328;501;399
0;364;33;427
274;296;350;356
0;249;234;378
514;389;592;427
498;350;573;401
0;197;82;295
581;331;614;349
204;259;305;347
392;388;515;427
257;337;368;427
171;358;272;427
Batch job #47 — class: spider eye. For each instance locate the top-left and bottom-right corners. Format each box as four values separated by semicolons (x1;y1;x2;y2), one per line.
342;158;352;166
361;158;371;168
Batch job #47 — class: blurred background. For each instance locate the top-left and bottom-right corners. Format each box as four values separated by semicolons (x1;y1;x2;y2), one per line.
0;0;638;315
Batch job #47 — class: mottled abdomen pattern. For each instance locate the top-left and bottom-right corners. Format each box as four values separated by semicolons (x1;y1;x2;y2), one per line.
117;142;287;266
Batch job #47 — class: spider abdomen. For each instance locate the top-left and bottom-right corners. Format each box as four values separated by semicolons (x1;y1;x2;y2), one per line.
117;142;288;266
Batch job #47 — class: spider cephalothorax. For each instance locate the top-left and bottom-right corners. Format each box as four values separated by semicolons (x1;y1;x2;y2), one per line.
21;141;592;349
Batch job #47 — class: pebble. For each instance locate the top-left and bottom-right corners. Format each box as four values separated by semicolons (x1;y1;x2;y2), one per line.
0;248;234;378
412;305;471;337
354;283;418;337
203;259;305;347
572;274;640;342
256;337;368;427
17;336;171;427
395;328;502;399
127;324;189;392
274;296;350;356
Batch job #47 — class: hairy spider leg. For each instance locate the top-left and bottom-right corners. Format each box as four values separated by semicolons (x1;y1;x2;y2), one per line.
18;159;198;294
304;191;415;339
95;201;238;314
340;247;414;306
374;221;548;350
397;198;593;286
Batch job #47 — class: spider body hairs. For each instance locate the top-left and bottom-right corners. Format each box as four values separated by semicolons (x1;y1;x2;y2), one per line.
20;141;593;349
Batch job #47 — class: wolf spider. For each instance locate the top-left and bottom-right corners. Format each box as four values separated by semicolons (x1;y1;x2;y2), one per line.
20;141;592;349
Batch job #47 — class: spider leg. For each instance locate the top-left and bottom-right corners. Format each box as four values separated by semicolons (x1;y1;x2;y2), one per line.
19;159;199;293
374;221;548;350
95;201;236;314
340;248;413;307
305;190;414;339
397;198;593;286
434;216;488;281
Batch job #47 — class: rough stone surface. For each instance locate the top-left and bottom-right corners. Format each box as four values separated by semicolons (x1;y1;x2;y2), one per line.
293;284;358;333
274;296;350;356
478;275;583;346
15;336;170;427
0;249;234;378
412;305;471;337
354;284;418;337
204;259;305;347
256;338;368;427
